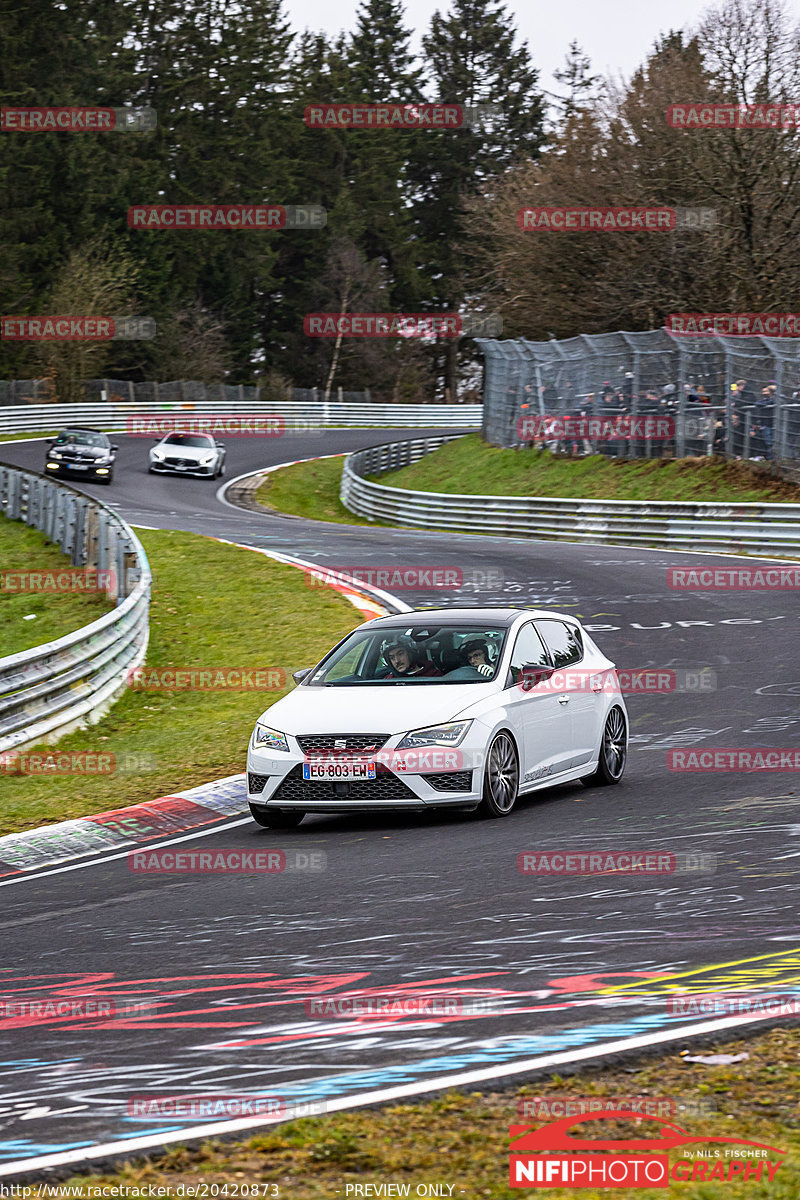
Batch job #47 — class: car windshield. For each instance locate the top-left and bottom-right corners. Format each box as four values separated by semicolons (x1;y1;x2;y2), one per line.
56;430;107;448
305;625;508;685
163;434;213;448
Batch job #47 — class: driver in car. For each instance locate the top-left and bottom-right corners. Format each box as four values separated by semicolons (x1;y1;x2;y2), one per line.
461;639;494;677
381;636;442;678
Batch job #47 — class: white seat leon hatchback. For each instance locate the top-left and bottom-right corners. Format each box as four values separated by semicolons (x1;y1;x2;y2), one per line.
246;607;628;828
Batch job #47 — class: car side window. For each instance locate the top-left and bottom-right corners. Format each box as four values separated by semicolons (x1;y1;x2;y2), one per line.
324;639;368;681
534;620;583;667
507;622;549;686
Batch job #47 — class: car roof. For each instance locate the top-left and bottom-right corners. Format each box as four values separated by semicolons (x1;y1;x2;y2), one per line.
58;426;107;434
367;607;581;629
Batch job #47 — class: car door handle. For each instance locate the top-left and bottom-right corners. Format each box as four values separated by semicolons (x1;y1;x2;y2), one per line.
557;695;570;705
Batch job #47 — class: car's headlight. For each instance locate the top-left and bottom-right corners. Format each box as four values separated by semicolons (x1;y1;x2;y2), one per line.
252;723;289;752
151;448;165;460
94;453;112;464
49;450;63;459
396;721;472;749
199;452;216;464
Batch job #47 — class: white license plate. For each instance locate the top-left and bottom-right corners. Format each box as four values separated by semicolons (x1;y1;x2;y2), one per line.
67;464;88;470
303;759;375;780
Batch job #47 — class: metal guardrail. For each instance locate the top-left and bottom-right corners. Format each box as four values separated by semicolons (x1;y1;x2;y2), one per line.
0;466;151;752
340;436;800;555
0;401;482;436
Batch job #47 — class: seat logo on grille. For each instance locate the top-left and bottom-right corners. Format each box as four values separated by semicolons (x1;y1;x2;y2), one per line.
334;739;347;749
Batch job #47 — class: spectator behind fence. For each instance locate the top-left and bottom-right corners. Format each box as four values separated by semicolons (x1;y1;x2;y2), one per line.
732;378;756;412
752;384;775;460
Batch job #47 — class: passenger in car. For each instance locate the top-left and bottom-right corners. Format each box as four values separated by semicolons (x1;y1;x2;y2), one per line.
380;637;442;678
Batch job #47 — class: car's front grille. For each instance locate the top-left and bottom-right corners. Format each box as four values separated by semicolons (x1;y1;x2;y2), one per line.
426;771;474;792
271;764;416;803
248;773;269;794
163;456;196;467
295;734;390;754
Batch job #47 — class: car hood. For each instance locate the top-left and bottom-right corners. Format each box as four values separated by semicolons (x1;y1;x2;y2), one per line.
51;444;109;458
154;444;211;460
258;682;499;736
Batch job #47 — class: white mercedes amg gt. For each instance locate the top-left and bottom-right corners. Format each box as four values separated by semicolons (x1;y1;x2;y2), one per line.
246;608;628;828
148;432;226;478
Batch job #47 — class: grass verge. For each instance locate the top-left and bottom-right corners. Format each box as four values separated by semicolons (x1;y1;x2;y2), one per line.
255;457;379;526
379;435;800;503
0;513;114;657
0;429;60;443
0;529;360;836
57;1025;799;1198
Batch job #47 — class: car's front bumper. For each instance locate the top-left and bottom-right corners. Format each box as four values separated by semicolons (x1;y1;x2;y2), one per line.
246;738;483;811
149;459;216;476
46;460;112;479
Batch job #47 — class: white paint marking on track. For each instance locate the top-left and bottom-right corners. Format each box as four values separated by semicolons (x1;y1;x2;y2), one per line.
0;1010;788;1176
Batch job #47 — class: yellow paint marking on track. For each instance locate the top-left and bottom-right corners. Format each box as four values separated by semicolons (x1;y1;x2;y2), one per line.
596;947;800;996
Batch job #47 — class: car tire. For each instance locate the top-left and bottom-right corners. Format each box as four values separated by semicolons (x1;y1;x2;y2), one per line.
249;804;304;829
581;706;627;787
219;459;226;477
477;731;519;818
102;474;113;485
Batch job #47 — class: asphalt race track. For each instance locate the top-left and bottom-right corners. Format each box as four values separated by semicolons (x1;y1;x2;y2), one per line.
1;429;799;1174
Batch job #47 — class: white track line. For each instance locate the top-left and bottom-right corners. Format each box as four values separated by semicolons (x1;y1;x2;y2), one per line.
0;816;254;889
0;1009;786;1176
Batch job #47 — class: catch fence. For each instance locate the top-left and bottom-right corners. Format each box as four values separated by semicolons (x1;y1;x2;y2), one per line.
476;330;800;466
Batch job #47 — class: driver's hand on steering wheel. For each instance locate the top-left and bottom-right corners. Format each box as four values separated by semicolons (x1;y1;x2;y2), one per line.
476;663;493;676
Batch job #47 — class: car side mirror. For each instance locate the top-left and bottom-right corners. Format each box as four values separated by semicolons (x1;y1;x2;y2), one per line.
45;438;55;444
110;444;119;451
292;668;313;685
215;440;225;447
520;663;555;691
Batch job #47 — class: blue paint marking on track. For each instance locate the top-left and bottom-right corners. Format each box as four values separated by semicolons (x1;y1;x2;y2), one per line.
0;1141;95;1159
0;1014;676;1155
266;1014;671;1103
56;1012;677;1136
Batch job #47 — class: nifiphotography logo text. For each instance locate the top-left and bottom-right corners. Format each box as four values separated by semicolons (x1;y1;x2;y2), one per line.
509;1110;785;1187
